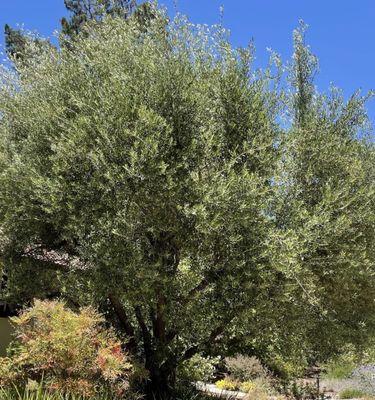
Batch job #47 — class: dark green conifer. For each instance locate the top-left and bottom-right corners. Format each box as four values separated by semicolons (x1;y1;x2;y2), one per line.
61;0;137;38
4;24;27;61
4;0;141;64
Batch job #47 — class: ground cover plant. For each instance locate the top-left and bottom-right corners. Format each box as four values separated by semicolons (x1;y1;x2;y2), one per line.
339;388;367;399
0;387;115;400
0;1;375;399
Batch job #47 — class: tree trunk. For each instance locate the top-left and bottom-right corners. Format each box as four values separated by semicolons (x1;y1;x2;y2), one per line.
145;363;176;400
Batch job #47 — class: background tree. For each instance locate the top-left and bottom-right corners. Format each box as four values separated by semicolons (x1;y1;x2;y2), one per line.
4;0;143;66
61;0;137;38
269;22;375;364
4;24;27;61
196;24;375;377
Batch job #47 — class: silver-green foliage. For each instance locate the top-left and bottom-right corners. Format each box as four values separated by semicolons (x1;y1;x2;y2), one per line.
0;8;280;389
269;22;375;360
0;7;374;391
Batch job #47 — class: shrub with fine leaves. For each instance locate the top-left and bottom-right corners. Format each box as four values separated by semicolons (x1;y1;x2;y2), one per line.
0;300;132;397
225;355;267;381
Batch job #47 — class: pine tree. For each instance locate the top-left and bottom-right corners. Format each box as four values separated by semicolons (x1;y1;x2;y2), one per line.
4;0;140;64
61;0;137;38
4;24;27;61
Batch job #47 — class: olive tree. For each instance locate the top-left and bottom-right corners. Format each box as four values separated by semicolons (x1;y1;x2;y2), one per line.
269;23;375;363
0;10;279;397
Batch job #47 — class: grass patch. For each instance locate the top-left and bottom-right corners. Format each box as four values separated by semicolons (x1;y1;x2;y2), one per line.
339;388;367;399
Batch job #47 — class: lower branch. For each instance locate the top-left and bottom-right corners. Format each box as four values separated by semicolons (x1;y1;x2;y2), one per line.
108;294;137;354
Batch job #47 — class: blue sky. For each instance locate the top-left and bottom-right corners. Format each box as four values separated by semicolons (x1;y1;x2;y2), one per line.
1;0;374;121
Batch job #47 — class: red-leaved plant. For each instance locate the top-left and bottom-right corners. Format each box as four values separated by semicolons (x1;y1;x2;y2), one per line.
0;300;132;397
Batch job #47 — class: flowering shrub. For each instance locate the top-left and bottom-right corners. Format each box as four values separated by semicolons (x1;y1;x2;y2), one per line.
0;300;132;397
240;380;257;392
241;378;277;400
215;378;239;391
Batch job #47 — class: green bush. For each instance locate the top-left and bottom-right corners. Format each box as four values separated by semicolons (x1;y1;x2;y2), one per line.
177;354;219;383
0;300;132;397
339;388;367;399
266;354;307;380
324;352;357;379
283;381;321;400
225;355;267;381
326;361;356;379
326;362;355;379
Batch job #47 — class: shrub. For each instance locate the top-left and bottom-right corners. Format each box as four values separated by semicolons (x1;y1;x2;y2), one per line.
215;378;239;391
245;386;269;400
324;351;358;379
240;381;257;393
267;355;307;380
225;355;267;381
283;381;321;400
0;300;132;397
241;378;277;398
0;385;115;400
339;388;367;399
177;354;219;383
325;361;356;380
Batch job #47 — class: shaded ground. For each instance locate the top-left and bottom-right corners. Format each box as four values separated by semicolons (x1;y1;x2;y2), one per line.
0;317;13;356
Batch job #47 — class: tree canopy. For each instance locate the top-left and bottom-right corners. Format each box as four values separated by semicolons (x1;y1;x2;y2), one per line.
4;0;151;66
0;9;374;399
61;0;136;38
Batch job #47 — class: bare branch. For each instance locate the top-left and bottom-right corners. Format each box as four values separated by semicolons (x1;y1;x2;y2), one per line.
21;244;89;271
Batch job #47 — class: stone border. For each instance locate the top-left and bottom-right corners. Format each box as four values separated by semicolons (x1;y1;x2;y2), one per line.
195;382;364;400
195;382;247;399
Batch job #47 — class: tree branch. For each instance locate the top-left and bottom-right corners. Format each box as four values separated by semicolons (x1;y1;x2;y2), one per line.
20;244;89;271
108;293;137;354
179;317;235;362
187;279;210;299
135;306;153;354
154;294;167;343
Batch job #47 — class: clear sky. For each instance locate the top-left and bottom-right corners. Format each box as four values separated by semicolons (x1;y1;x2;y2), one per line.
0;0;374;121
